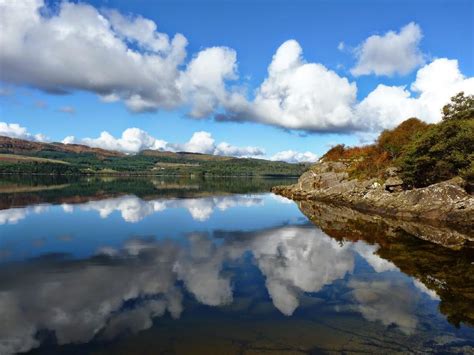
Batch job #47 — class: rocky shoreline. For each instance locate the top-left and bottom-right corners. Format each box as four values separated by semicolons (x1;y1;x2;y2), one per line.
272;161;474;244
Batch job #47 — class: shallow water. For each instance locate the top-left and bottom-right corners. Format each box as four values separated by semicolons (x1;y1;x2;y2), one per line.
0;176;473;354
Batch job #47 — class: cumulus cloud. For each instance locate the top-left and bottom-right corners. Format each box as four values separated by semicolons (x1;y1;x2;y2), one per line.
62;128;265;157
176;131;216;154
221;40;358;132
350;23;425;77
0;122;31;140
0;0;234;114
270;150;318;163
1;2;472;135
77;128;167;154
355;58;474;131
169;131;265;157
220;40;472;132
0;122;47;142
178;47;238;118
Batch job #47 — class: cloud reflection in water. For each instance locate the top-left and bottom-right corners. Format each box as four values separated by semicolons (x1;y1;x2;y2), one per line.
0;223;433;354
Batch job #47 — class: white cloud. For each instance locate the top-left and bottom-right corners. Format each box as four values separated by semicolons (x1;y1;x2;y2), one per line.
271;150;318;163
104;9;173;53
221;40;358;132
0;122;31;140
179;131;215;154
0;0;232;113
219;39;472;132
62;129;265;157
355;58;474;131
63;128;167;154
169;131;264;157
350;22;425;77
0;122;48;142
179;47;238;118
1;2;472;135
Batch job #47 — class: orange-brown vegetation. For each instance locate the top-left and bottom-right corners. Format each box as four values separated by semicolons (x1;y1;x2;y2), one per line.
322;118;429;180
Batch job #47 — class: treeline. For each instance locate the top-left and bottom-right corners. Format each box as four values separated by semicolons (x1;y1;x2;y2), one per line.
0;151;309;177
322;92;474;187
0;161;81;175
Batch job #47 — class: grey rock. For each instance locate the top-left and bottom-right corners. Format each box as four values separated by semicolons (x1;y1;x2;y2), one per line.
271;161;474;242
384;176;404;192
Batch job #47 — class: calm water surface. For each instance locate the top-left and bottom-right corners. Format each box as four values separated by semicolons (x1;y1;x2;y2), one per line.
0;176;473;354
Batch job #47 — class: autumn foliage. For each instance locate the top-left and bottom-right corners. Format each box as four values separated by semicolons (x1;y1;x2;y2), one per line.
322;118;428;179
323;143;391;179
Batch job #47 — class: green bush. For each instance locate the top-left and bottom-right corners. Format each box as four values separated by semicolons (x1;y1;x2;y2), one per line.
399;118;474;187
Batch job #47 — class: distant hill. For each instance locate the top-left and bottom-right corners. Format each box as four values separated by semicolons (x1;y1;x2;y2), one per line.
141;149;233;161
0;136;309;177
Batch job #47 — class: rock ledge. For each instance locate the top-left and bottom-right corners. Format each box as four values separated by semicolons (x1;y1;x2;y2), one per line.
272;161;474;235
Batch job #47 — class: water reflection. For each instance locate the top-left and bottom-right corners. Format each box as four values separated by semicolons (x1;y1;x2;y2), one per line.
0;205;50;225
0;177;473;354
1;222;473;354
74;195;263;222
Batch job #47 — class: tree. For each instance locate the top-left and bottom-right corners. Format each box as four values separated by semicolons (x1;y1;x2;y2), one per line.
377;118;429;159
442;92;474;121
399;119;474;187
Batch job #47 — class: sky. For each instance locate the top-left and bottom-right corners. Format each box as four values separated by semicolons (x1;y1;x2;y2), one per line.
0;0;473;162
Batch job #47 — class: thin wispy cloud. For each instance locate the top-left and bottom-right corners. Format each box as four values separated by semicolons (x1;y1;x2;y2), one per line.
58;106;76;114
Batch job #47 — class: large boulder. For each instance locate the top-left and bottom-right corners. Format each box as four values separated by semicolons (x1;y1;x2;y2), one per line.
384;176;404;192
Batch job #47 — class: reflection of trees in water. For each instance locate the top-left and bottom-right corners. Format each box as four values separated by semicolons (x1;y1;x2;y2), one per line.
0;176;296;210
297;200;474;328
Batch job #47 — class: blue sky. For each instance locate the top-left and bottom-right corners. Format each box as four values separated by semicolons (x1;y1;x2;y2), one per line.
0;0;473;161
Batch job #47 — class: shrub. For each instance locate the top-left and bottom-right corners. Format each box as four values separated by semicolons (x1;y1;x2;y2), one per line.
377;118;430;159
399;119;474;187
